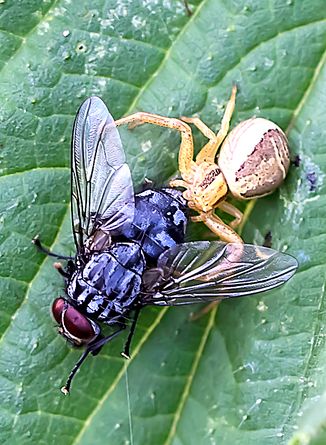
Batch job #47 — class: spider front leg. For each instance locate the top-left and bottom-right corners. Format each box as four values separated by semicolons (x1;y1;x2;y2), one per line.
115;112;195;179
169;179;189;189
182;85;237;164
180;116;216;140
191;210;243;244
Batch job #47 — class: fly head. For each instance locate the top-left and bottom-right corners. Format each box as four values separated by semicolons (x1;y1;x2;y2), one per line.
52;298;100;347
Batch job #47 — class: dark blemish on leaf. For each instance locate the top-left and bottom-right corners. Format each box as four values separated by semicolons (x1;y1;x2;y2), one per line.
291;155;301;167
76;43;87;53
263;231;272;248
306;171;317;191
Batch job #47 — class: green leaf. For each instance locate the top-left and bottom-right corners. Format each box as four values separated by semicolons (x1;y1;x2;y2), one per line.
0;1;325;444
288;392;326;445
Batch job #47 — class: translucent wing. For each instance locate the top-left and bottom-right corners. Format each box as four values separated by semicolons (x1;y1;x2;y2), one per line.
142;242;298;306
71;96;134;250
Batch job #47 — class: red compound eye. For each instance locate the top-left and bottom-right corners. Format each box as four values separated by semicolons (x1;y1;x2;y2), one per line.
64;305;96;341
52;298;65;324
52;298;96;342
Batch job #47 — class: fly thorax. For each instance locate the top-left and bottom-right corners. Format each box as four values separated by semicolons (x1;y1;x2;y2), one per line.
66;243;146;322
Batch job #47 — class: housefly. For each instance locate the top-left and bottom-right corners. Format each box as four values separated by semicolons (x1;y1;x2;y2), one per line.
34;96;298;394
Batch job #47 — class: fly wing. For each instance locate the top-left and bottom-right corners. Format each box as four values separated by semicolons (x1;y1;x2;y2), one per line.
142;242;298;306
71;96;134;250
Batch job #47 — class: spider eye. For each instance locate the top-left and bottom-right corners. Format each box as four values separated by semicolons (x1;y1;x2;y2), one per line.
52;298;98;343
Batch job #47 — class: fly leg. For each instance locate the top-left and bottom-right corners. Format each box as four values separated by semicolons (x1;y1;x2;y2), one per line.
53;262;70;278
121;306;141;359
139;177;155;191
32;236;73;260
61;327;126;395
115;112;195;181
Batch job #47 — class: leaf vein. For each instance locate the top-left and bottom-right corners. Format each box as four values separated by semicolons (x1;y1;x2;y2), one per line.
164;306;218;445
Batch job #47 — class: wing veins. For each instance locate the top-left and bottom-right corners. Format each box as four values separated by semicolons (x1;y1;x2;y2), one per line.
164;245;227;287
91;166;124;231
84;119;107;237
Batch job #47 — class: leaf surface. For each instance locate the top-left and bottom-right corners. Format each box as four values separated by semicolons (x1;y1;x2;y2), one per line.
0;1;325;444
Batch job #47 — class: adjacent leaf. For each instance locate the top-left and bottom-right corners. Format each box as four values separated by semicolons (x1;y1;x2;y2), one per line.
0;1;325;444
288;392;326;445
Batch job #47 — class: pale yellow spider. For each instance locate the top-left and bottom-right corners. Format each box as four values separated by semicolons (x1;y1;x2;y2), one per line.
115;86;289;244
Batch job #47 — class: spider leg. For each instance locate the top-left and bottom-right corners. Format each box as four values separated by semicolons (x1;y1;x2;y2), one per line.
181;116;216;140
115;112;194;180
169;179;189;189
190;301;220;320
182;86;237;164
192;210;243;243
216;201;243;229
